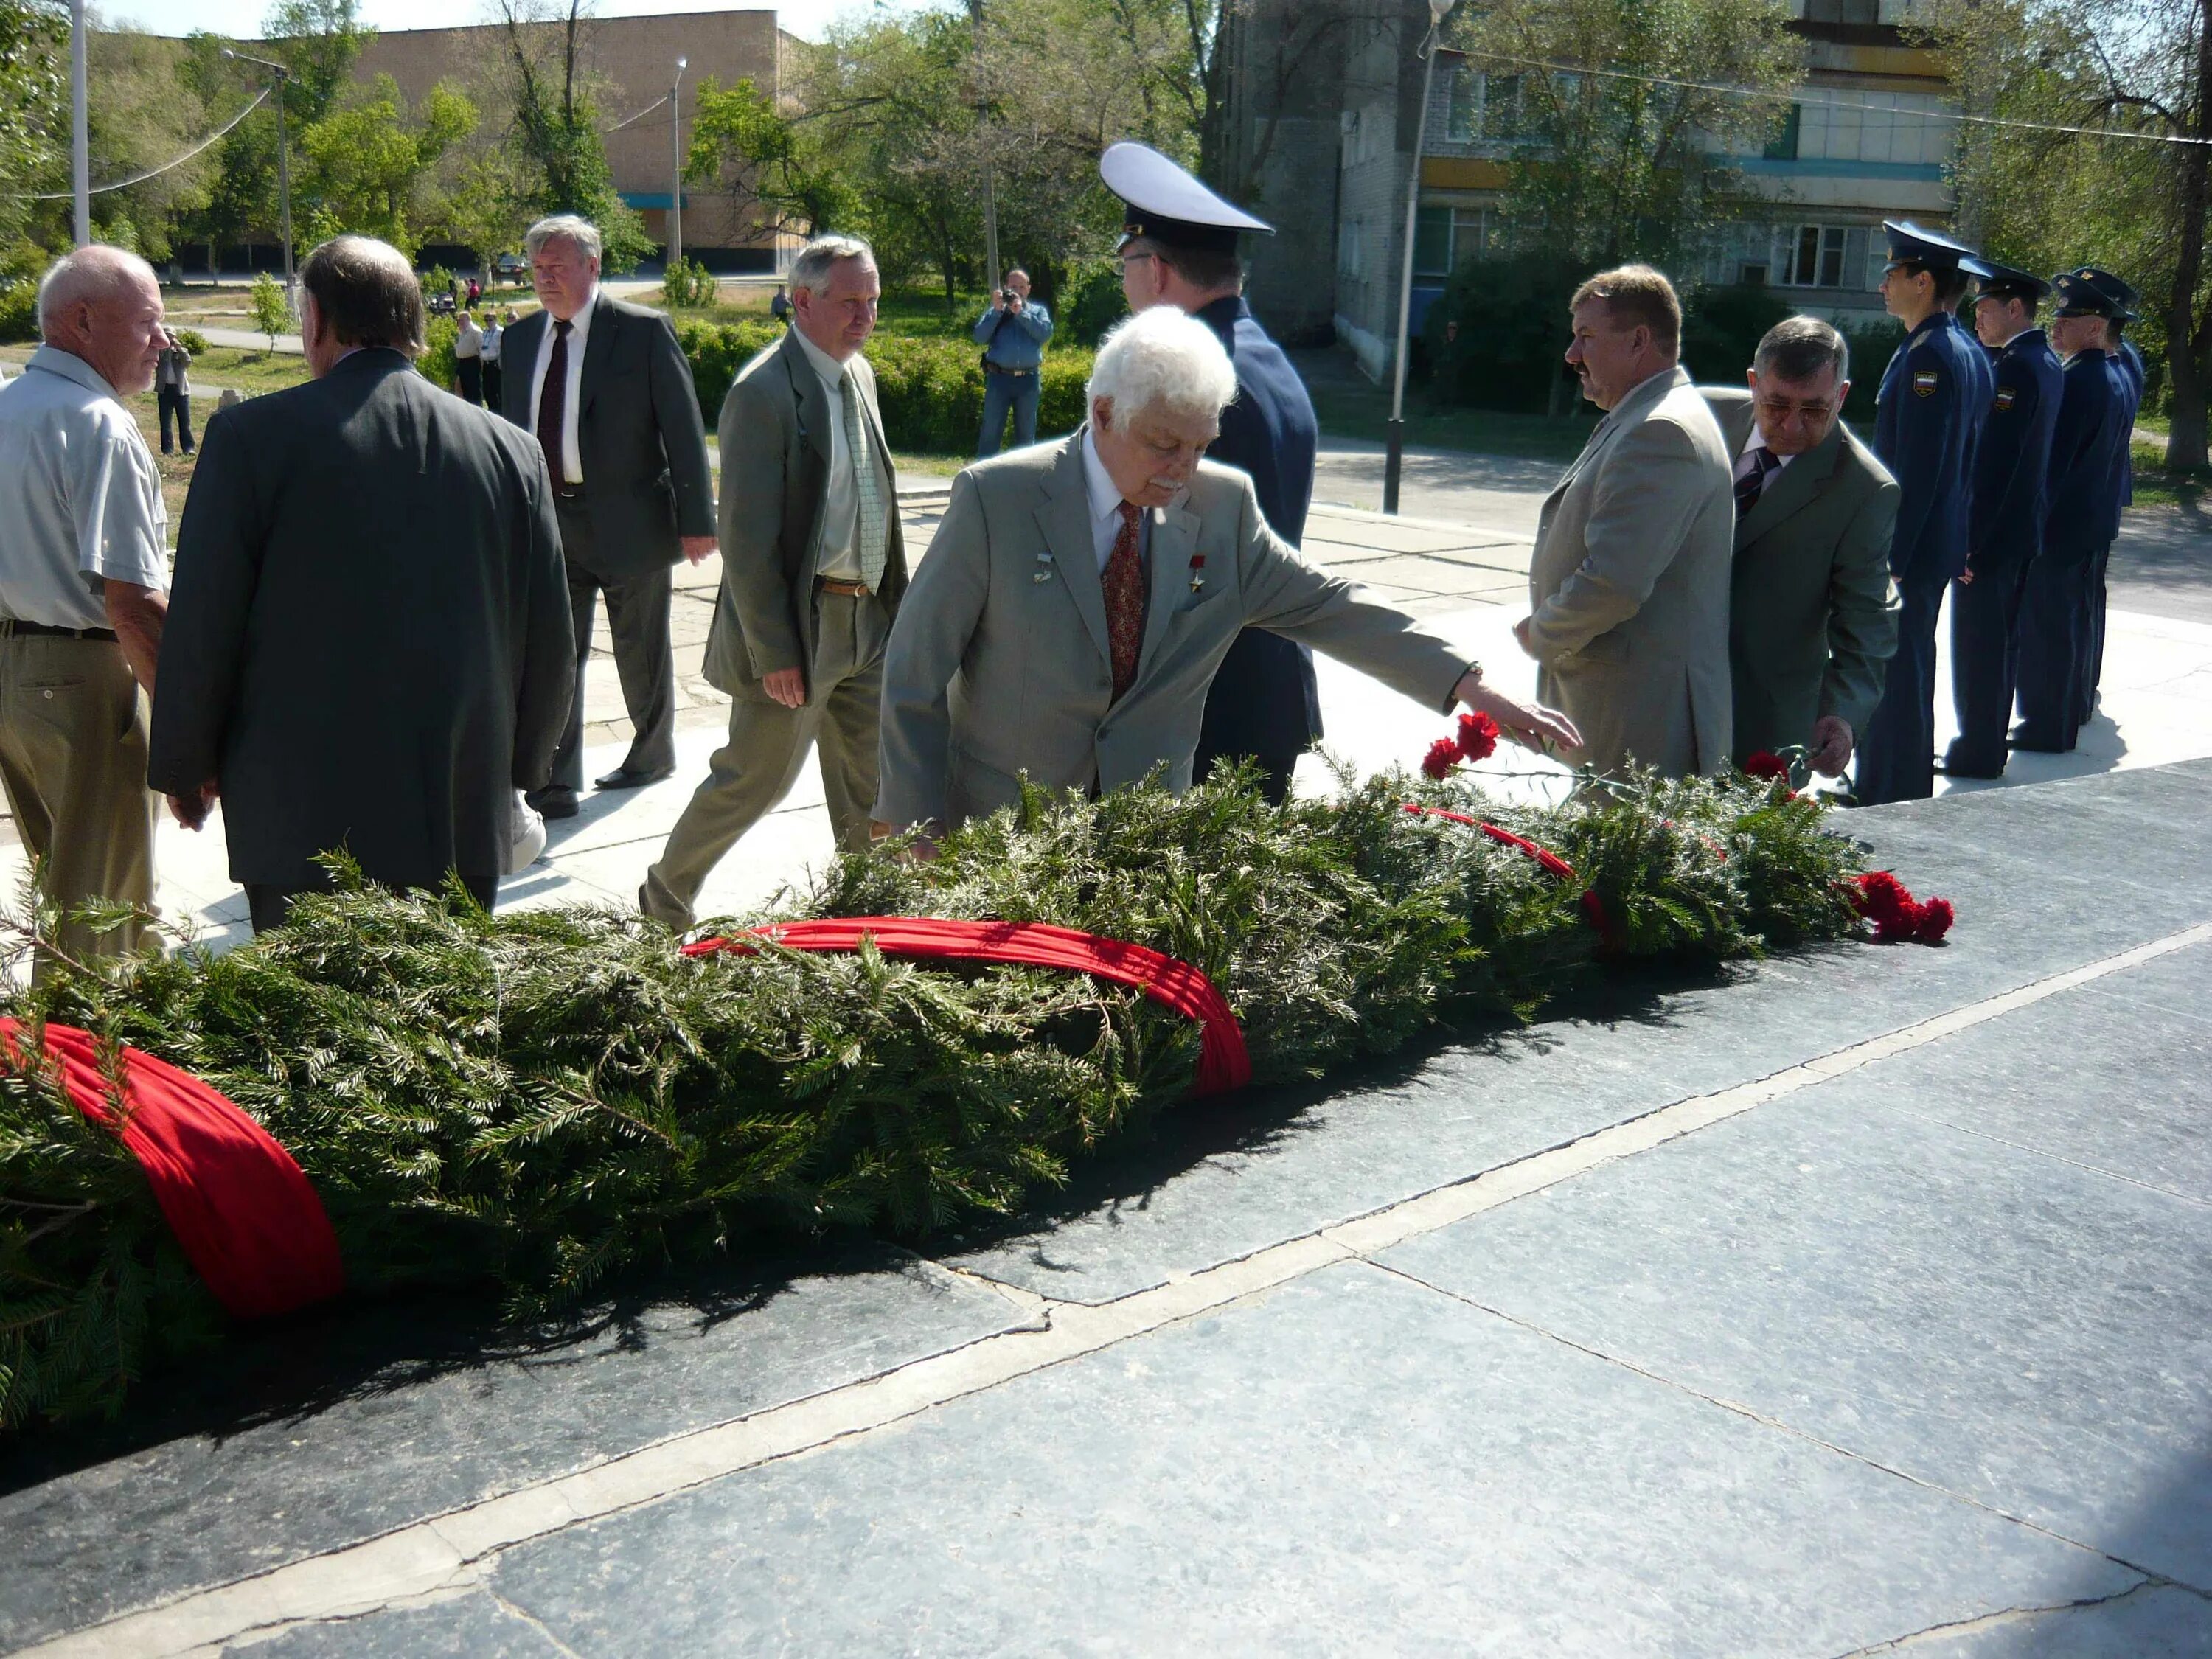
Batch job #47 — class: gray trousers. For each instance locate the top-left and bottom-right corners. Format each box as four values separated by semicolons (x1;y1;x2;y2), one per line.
551;497;677;793
643;590;887;928
0;634;158;969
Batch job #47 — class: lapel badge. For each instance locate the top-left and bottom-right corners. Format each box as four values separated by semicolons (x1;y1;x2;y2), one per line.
1034;549;1054;583
1188;552;1206;594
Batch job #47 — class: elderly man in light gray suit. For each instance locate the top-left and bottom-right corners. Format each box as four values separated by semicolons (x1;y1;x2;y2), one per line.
1514;265;1736;779
873;307;1578;844
641;234;906;927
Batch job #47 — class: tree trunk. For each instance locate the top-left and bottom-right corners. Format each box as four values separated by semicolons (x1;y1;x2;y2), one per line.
2166;0;2212;471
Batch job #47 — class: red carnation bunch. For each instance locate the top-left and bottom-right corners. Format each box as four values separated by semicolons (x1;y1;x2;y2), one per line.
1851;870;1955;945
1457;711;1501;762
1421;737;1461;780
1743;751;1790;782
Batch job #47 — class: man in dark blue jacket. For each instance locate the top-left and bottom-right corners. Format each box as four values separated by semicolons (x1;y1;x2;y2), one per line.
1855;221;1994;804
2014;270;2131;751
1104;140;1322;805
1944;262;2062;778
2079;274;2144;727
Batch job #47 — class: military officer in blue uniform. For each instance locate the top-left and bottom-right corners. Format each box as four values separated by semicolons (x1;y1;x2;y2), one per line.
1854;220;1994;804
2014;269;2131;751
1102;139;1321;805
2080;272;2144;726
1944;261;2062;777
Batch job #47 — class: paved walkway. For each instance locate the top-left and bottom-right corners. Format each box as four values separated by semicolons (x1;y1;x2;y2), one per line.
6;483;2212;1658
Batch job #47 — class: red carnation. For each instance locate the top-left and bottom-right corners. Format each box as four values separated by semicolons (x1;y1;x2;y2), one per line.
1456;711;1501;763
1851;870;1955;945
1743;750;1790;782
1914;897;1955;944
1421;737;1461;780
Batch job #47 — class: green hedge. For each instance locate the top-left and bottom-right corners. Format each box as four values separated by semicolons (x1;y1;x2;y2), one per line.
675;320;1095;454
0;279;35;345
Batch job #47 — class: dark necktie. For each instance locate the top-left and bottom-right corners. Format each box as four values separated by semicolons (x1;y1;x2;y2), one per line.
1103;501;1145;701
1734;445;1778;518
536;318;573;487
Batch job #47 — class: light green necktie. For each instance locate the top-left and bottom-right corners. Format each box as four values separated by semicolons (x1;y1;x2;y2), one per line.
840;368;888;591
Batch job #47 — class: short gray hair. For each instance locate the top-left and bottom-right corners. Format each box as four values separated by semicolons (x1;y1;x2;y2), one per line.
524;214;602;265
37;245;156;338
790;234;874;296
1088;307;1239;423
1754;316;1849;386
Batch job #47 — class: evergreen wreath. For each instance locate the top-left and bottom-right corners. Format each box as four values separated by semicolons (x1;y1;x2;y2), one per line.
2;761;1876;1430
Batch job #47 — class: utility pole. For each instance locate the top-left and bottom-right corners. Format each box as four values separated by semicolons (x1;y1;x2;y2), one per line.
1384;0;1456;515
224;49;295;316
69;0;88;246
670;55;688;274
967;0;1001;293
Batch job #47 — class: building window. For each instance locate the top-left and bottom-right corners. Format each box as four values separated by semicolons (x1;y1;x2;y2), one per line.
1338;218;1364;280
1447;66;1479;142
1413;206;1491;277
1441;69;1529;143
1801;0;1879;21
1781;223;1850;288
1763;105;1801;161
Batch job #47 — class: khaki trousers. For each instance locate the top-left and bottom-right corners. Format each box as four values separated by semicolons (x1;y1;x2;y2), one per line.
643;591;887;929
0;634;158;966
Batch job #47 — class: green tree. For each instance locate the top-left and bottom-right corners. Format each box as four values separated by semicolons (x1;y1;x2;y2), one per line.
1922;0;2211;467
248;268;288;347
299;75;476;257
684;74;855;242
487;0;650;271
0;0;65;246
1453;0;1804;268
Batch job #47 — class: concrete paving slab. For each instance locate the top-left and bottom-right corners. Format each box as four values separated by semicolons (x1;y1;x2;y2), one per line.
0;1253;1032;1652
1378;1036;2212;1587
223;1589;571;1658
483;1261;2136;1658
1890;1583;2212;1657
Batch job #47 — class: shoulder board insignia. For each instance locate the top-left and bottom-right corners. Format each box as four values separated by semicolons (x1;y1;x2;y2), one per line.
1993;386;2017;412
1913;367;1941;397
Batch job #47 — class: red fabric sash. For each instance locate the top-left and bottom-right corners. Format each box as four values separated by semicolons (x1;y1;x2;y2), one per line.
1;1018;344;1319
1401;804;1618;945
684;917;1252;1096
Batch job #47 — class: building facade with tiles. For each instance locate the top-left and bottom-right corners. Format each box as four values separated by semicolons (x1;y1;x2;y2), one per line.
1221;0;1960;382
340;7;798;269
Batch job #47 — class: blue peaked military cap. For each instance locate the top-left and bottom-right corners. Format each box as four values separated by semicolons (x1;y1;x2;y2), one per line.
1102;141;1273;257
1882;219;1992;276
2051;268;2132;319
1972;260;2051;303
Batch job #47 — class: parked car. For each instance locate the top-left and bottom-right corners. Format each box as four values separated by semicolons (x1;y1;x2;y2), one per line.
495;252;527;279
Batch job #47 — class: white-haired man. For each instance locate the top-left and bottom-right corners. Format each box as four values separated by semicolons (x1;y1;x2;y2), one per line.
0;246;172;967
641;234;906;928
872;307;1579;846
498;213;716;818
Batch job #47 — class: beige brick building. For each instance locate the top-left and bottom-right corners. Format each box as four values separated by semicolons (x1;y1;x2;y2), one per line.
349;6;797;268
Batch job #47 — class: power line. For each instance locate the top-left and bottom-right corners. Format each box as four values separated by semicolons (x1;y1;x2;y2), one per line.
601;90;669;133
3;86;274;201
1454;46;2212;147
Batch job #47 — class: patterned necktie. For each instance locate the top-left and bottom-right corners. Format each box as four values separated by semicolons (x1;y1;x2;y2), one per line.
1103;501;1146;701
536;319;572;487
1734;445;1778;518
840;367;888;590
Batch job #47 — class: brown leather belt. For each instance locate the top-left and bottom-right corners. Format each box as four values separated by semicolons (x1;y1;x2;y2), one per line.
815;577;872;598
983;364;1036;377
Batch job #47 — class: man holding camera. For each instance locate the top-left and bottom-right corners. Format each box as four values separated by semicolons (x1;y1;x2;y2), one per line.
973;266;1053;456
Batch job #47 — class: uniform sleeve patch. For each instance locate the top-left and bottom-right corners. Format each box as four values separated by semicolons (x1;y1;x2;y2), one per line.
1913;367;1941;397
1993;386;2017;412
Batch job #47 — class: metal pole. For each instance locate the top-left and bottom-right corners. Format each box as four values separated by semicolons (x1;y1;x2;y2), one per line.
670;56;687;273
1385;3;1454;515
968;0;1000;293
69;0;88;246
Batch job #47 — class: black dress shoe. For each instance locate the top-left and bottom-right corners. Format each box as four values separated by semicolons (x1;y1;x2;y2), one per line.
526;785;580;819
594;764;677;790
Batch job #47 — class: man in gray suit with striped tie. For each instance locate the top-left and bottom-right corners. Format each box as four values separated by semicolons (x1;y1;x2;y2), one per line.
641;235;907;928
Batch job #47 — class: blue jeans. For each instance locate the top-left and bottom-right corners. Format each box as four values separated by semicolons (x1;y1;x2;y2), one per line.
977;369;1040;457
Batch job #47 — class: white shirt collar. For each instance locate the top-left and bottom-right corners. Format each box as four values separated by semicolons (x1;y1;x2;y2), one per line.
549;285;597;344
26;344;120;403
1737;422;1795;473
790;324;853;391
1082;425;1130;529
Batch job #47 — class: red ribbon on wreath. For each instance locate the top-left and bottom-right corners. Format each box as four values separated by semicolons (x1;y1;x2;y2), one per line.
1400;804;1620;947
684;917;1252;1095
0;1018;343;1319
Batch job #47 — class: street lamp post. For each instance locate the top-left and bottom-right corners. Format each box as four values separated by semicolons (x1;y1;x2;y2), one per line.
669;55;688;274
967;0;1001;296
223;48;294;316
1384;0;1457;515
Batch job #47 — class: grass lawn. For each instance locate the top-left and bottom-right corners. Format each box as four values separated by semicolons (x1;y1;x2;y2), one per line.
1307;378;1597;464
2127;437;2208;509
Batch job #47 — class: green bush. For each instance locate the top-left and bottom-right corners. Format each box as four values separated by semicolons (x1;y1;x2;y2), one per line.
1058;257;1128;347
418;312;458;391
1421;251;1591;413
172;327;208;355
675;321;1094;453
661;258;717;309
1678;284;1792;386
1836;315;1906;424
246;273;289;349
0;279;35;344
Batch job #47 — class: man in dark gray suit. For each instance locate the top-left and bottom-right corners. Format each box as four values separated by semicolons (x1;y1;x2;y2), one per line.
149;234;575;933
500;214;717;818
1702;317;1899;774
